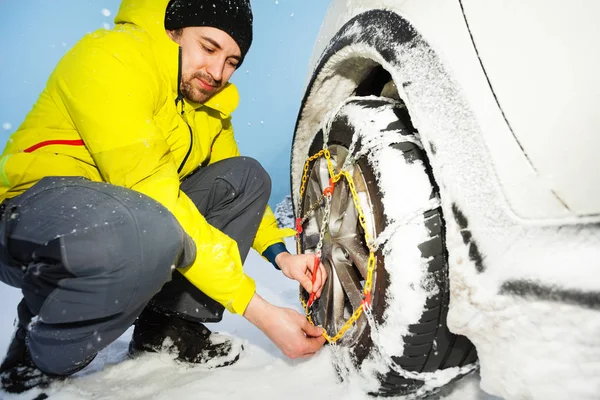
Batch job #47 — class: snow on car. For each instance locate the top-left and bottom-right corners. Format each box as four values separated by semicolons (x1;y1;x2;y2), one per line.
290;1;600;399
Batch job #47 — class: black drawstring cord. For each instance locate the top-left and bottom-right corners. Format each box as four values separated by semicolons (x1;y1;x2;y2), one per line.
175;45;193;175
175;46;184;115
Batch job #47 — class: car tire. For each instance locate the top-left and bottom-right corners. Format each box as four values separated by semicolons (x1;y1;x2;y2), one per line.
296;97;478;397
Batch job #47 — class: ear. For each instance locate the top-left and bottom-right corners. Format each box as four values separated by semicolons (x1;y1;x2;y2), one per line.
166;29;181;44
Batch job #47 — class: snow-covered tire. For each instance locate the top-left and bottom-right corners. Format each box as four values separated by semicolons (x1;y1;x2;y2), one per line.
296;98;477;397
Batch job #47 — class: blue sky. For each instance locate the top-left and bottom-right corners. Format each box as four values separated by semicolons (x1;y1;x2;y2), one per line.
0;0;330;206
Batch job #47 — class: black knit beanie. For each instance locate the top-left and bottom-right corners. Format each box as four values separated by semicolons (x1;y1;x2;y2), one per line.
165;0;253;63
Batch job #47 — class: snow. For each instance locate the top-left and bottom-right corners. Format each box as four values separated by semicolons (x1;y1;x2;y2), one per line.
2;123;12;131
0;236;497;399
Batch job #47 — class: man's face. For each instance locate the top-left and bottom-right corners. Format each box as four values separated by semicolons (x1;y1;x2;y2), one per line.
169;26;241;103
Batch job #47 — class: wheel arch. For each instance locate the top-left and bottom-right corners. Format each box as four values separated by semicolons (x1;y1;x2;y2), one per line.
291;9;450;212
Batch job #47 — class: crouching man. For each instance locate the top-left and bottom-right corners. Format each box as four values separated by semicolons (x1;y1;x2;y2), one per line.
0;0;327;393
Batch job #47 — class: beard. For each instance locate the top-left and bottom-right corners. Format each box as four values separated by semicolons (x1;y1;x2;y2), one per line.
180;71;222;103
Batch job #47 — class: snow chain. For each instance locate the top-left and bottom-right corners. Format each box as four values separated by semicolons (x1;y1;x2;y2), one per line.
296;148;377;344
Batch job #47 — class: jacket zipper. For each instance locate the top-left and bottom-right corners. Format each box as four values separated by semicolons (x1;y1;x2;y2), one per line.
176;46;193;175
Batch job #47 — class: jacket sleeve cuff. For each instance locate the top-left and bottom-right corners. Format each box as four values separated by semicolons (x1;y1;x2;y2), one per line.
261;242;289;270
228;274;256;315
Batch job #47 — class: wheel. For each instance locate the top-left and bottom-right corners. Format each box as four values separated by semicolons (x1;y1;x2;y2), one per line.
296;97;478;397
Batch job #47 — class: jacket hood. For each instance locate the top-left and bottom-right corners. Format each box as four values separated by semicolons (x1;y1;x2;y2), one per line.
115;0;171;44
114;0;239;117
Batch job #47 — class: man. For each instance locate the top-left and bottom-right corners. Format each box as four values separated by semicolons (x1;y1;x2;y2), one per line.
0;0;327;394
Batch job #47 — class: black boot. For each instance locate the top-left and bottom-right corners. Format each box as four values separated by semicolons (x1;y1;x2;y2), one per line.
129;307;243;367
0;323;55;394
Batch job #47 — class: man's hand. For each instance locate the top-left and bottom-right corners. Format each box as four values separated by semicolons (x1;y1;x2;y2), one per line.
243;293;326;358
275;252;327;299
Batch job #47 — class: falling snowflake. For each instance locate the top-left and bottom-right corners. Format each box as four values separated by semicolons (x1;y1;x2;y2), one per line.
101;8;111;17
2;123;12;130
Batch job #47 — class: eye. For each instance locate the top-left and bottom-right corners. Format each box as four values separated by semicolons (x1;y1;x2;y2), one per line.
228;59;239;68
201;45;215;54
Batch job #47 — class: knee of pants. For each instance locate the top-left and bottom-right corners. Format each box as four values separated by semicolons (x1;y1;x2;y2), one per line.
238;156;272;199
72;192;188;291
122;192;194;274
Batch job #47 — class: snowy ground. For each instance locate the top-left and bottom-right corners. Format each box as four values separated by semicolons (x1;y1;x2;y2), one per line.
0;238;499;400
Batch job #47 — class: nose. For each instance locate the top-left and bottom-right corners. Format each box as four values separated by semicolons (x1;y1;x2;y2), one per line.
206;57;225;83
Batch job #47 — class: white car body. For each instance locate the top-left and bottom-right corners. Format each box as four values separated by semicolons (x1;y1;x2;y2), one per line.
292;1;600;398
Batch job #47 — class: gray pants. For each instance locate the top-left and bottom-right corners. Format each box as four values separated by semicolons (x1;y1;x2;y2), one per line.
0;157;270;375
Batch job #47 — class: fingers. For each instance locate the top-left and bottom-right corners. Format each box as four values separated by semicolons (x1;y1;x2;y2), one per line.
308;254;319;273
298;320;326;357
300;254;320;294
298;273;313;293
274;310;327;359
285;254;327;297
302;318;324;338
312;264;322;297
311;262;327;298
301;335;327;356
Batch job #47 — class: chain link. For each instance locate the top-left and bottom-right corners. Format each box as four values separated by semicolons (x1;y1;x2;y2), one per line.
297;148;378;344
315;194;331;256
301;194;326;225
299;149;327;201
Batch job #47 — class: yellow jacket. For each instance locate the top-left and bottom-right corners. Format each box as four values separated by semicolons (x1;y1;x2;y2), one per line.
0;0;292;315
